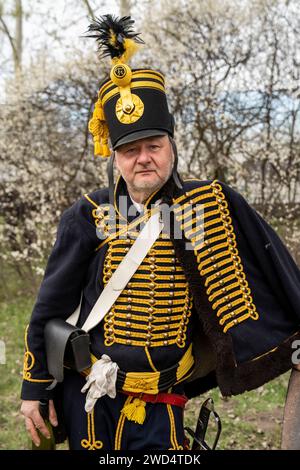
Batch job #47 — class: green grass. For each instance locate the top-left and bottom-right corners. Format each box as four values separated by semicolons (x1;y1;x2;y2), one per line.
184;374;289;450
0;296;289;450
0;298;34;450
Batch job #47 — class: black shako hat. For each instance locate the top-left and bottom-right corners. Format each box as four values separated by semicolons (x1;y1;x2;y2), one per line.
85;14;174;156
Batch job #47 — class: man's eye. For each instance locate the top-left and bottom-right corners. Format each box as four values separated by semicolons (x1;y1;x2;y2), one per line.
150;145;159;150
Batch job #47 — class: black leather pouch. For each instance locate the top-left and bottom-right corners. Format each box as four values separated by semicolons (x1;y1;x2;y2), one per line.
44;318;92;384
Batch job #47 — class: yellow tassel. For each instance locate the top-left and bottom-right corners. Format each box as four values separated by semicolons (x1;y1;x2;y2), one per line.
94;140;103;157
102;143;111;158
121;398;146;425
93;139;110;158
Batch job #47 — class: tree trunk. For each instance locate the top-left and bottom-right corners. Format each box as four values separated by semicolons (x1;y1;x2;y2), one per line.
119;0;131;17
281;368;300;449
14;0;23;78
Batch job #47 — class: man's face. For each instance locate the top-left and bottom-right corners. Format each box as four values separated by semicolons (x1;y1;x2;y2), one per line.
115;135;174;195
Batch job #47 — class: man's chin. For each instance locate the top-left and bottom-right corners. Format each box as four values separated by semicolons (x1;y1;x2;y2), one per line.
132;177;162;191
134;175;163;191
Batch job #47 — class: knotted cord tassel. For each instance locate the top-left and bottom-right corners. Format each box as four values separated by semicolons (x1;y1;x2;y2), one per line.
88;101;110;157
101;141;111;158
94;139;102;156
121;398;146;425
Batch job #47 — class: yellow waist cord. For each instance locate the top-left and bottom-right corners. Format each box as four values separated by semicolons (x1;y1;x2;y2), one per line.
84;344;194;425
121;344;194;424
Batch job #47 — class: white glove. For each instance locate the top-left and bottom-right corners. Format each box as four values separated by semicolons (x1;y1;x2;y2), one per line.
81;354;119;413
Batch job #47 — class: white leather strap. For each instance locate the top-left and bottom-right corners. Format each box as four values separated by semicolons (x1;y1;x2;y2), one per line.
67;208;163;332
66;293;83;326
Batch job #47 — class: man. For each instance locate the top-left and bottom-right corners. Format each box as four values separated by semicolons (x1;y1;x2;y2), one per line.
21;15;300;450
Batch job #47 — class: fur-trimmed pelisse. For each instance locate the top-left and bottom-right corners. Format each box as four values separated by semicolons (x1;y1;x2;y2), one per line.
158;178;300;398
21;175;300;404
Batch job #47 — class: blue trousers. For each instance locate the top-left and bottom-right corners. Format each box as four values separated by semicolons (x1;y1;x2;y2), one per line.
62;370;187;450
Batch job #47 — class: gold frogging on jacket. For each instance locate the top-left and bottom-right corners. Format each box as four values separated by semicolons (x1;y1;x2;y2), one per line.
102;234;193;349
173;179;259;333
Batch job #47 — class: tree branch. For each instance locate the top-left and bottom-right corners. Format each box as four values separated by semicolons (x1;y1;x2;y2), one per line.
82;0;95;19
0;14;17;62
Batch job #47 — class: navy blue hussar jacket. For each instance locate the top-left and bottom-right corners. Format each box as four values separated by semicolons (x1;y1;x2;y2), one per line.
21;177;300;400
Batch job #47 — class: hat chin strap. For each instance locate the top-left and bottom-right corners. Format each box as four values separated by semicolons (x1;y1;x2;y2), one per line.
107;138;182;206
107;151;115;207
169;137;183;190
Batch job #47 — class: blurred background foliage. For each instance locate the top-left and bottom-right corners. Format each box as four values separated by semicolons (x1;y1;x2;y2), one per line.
0;0;299;450
0;0;299;286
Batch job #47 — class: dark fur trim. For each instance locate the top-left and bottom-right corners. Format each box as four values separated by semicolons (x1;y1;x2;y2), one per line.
228;332;300;395
184;371;218;399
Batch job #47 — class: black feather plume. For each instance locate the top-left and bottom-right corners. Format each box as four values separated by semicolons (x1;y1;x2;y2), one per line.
85;14;144;59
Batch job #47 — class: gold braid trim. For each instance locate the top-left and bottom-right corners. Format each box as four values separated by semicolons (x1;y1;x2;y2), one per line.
167;402;183;450
81;409;103;450
103;231;192;348
115;396;133;449
120;343;194;395
145;346;158;372
96;207;160;251
23;325;52;383
173;180;259;333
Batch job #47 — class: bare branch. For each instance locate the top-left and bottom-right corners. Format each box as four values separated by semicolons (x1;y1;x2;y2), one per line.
0;14;17;62
82;0;95;19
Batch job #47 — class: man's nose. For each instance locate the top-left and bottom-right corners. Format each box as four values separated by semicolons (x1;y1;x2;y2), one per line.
136;147;151;165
